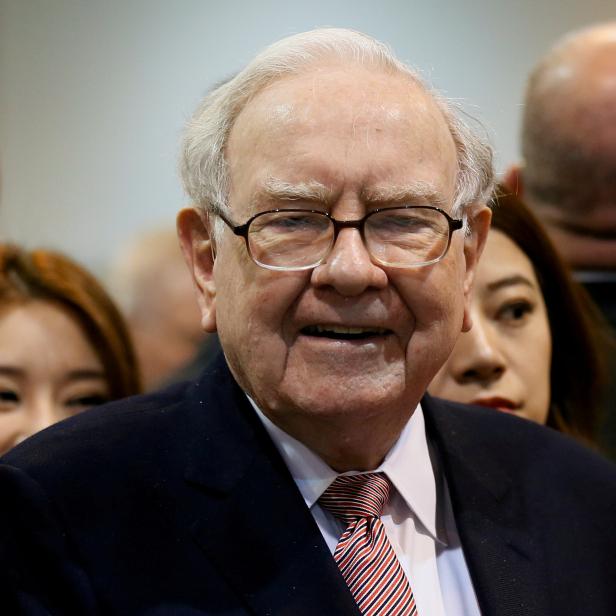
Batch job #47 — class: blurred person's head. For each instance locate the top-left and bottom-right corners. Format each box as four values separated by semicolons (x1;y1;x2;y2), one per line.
177;28;493;470
506;22;616;270
430;187;606;444
0;245;141;454
110;228;204;390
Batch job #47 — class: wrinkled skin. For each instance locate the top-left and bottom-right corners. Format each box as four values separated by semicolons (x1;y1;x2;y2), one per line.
179;64;490;470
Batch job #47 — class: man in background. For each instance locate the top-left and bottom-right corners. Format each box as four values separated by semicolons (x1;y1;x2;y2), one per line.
506;22;616;457
109;227;207;389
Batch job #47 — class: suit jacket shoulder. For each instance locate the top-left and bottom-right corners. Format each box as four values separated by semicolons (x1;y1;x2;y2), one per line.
0;355;359;615
423;395;616;615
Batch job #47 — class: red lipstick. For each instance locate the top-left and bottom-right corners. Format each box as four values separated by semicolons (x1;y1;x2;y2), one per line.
471;397;519;414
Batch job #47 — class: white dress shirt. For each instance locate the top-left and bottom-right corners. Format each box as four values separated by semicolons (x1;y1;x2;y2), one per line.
251;399;482;616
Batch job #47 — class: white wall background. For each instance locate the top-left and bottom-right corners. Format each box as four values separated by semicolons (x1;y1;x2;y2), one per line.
1;0;615;274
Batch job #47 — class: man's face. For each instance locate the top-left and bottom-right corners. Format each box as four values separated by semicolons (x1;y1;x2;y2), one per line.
518;37;616;270
521;186;616;269
182;65;488;438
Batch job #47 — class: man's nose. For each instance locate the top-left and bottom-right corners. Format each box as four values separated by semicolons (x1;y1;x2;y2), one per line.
452;316;506;385
311;227;388;296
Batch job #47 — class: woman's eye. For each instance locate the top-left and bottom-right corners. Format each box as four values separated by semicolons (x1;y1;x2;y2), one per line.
66;394;109;409
498;301;533;322
0;390;19;403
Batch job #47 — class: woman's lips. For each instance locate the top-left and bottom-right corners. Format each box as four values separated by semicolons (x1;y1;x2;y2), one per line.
471;396;520;414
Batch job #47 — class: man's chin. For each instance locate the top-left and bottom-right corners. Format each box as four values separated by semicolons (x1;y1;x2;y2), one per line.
268;373;413;419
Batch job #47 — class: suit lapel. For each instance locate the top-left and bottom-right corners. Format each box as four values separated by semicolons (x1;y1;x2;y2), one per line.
178;360;552;615
182;357;360;616
423;395;551;616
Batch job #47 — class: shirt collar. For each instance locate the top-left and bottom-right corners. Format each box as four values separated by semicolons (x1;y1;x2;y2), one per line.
249;396;442;543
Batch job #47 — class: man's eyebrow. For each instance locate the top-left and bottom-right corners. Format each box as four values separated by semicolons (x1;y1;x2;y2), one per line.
487;274;536;292
361;182;448;207
253;178;448;208
256;178;334;204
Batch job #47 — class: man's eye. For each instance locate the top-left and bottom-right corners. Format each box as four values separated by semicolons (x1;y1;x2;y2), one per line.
272;216;325;231
373;216;434;233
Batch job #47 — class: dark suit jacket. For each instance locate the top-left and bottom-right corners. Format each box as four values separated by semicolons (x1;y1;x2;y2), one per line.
1;354;615;615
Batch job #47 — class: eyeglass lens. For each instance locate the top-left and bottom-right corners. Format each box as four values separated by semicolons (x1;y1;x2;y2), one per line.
247;208;453;270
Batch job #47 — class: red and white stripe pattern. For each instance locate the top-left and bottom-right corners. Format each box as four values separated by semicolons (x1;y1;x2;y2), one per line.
319;473;418;616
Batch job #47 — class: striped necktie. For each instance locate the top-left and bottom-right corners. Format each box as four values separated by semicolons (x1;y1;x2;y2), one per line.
319;473;418;616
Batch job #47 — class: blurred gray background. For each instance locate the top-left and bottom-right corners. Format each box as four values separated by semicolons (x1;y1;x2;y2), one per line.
1;0;615;273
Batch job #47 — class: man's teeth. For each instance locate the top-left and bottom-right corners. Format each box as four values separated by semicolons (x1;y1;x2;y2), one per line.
304;325;388;336
317;325;387;334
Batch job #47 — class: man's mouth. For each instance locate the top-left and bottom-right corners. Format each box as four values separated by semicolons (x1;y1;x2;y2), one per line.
301;325;391;341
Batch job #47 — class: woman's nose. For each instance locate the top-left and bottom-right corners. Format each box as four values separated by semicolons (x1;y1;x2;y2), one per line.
16;399;64;445
452;316;506;385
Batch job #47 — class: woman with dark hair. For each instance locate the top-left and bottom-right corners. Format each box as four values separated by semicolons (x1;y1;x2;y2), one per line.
0;245;141;454
430;186;608;445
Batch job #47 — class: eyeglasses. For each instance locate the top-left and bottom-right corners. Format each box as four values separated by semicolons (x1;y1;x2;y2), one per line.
216;206;463;271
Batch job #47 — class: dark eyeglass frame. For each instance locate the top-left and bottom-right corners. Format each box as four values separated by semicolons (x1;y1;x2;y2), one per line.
216;205;464;270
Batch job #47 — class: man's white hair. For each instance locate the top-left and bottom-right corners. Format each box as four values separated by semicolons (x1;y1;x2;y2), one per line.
180;28;493;236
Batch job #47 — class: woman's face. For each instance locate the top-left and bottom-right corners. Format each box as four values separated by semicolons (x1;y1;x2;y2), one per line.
429;230;552;424
0;300;110;455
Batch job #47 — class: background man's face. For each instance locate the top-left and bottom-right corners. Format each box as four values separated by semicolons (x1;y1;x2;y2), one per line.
202;64;483;429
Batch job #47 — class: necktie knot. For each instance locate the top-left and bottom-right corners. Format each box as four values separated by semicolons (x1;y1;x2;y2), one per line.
319;472;418;614
319;472;391;524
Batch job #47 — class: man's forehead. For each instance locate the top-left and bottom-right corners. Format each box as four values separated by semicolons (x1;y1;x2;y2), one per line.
539;37;616;101
224;63;458;217
230;64;441;137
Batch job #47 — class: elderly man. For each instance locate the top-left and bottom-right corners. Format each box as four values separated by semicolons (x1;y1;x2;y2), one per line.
2;29;615;616
506;23;616;456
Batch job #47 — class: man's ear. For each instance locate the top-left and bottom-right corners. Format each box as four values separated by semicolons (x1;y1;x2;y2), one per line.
177;207;217;333
503;164;524;196
461;205;492;333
